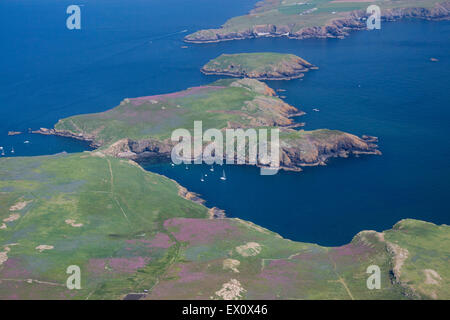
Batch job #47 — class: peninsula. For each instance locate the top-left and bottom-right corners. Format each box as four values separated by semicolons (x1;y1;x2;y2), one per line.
0;153;448;299
201;53;317;80
185;0;450;43
34;78;380;172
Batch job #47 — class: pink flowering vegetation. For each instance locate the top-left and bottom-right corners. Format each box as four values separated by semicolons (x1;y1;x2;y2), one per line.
87;256;150;275
0;257;32;279
148;260;231;300
109;257;149;273
176;263;207;283
164;218;241;246
259;259;298;286
328;242;375;264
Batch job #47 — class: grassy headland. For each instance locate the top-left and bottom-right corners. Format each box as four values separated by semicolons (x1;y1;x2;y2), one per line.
0;154;448;299
185;0;450;43
36;78;380;171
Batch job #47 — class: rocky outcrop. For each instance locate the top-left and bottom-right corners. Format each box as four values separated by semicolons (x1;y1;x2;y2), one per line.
201;53;318;80
279;130;381;171
42;129;380;173
184;2;450;43
32;127;101;148
177;185;206;205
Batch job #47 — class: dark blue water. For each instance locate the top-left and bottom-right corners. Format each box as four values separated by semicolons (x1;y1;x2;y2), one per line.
1;0;449;245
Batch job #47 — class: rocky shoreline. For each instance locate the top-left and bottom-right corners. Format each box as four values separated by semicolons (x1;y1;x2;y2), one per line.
184;2;450;43
33;128;380;172
201;69;308;81
32;127;101;148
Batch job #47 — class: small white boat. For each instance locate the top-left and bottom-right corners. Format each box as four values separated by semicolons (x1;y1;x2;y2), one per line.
11;148;15;154
204;174;207;177
185;165;189;170
210;166;214;172
24;140;30;144
1;150;4;156
171;163;175;167
200;175;204;182
313;108;320;112
220;170;226;181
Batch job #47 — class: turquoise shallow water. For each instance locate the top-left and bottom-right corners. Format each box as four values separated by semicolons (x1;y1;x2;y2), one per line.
1;0;449;245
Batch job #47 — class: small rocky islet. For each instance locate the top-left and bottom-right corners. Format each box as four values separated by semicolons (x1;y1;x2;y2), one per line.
201;52;318;80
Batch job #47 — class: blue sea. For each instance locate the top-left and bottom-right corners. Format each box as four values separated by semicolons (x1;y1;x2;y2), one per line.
1;0;449;245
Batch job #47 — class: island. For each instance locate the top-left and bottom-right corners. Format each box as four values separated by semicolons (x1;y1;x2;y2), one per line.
201;53;318;80
184;0;450;43
34;78;380;172
0;153;448;299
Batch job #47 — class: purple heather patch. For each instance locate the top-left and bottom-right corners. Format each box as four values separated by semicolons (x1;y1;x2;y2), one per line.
177;264;205;283
87;258;107;275
0;258;32;278
259;259;297;286
87;256;150;275
328;243;374;262
163;218;240;245
109;257;149;273
148;233;174;248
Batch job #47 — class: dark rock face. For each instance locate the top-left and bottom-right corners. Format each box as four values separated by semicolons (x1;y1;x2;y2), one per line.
279;131;381;171
184;2;450;43
32;127;101;148
34;128;380;172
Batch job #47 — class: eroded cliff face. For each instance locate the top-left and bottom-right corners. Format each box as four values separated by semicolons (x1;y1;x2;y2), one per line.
78;130;380;172
34;127;380;171
279;131;381;170
185;2;450;43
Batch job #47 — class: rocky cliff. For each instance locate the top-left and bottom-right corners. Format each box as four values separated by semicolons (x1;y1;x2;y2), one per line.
185;1;450;43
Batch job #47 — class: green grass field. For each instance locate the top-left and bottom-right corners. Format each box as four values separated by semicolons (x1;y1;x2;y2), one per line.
185;0;447;40
1;154;448;299
55;79;294;145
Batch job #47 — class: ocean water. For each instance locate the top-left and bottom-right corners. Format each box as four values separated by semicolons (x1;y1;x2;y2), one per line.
1;0;449;245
